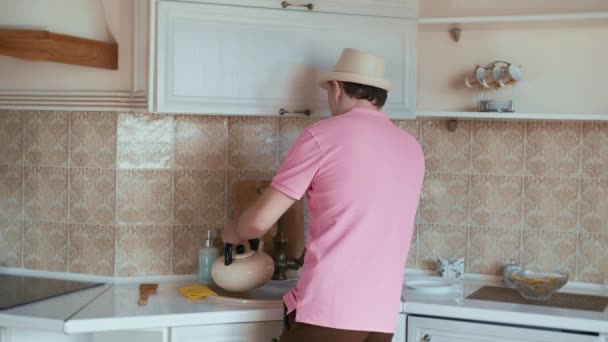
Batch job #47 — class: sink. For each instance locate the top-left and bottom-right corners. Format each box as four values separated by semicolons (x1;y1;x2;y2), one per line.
207;279;297;307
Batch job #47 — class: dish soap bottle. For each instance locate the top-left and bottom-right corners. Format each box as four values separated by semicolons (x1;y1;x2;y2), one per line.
198;229;219;284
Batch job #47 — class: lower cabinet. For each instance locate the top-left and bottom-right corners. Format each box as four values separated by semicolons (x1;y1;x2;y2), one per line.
171;321;283;342
407;316;598;342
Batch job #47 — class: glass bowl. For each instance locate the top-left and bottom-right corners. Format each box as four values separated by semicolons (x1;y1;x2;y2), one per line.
507;270;568;301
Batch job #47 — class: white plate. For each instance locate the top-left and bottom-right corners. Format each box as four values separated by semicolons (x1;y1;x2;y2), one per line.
406;279;460;295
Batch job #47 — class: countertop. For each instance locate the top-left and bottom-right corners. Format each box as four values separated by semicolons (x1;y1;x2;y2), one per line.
1;272;607;335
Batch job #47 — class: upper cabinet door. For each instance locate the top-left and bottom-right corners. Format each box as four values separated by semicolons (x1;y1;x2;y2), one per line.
156;1;417;118
163;0;419;18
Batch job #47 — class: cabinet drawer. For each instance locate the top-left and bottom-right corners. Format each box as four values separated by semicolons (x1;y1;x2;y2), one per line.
171;321;283;342
407;316;598;342
156;1;417;118
162;0;418;19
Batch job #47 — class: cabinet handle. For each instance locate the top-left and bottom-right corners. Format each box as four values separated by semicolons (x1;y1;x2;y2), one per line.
279;108;312;116
422;334;431;342
280;1;314;10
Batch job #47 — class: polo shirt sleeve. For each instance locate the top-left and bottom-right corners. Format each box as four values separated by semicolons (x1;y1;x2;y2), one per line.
271;129;323;200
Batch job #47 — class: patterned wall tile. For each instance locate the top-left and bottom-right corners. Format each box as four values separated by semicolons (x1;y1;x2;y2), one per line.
582;123;608;179
70;112;117;168
174;170;225;225
576;233;608;283
175;115;227;170
405;225;418;268
173;225;220;275
525;122;581;177
116;170;172;225
472;121;524;175
117;113;174;169
420;121;471;173
393;120;420;140
116;226;172;276
69;225;115;275
419;173;470;225
522;230;576;274
468;227;520;275
24;111;69;166
70;168;115;225
0;165;23;219
23;221;68;271
24;166;68;222
471;175;522;229
278;117;321;164
0;219;22;267
523;177;579;232
580;179;608;234
0;110;23;165
228;117;278;170
418;224;467;270
227;170;276;219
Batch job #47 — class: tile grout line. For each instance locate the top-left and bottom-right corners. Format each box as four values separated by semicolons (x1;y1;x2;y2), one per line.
21;111;26;268
224;116;229;227
574;122;584;280
465;122;473;273
415;121;422;268
67;111;72;273
170;114;177;274
114;112;120;277
519;121;528;266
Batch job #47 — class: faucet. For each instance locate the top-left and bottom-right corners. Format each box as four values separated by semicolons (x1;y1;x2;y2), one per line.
272;215;305;280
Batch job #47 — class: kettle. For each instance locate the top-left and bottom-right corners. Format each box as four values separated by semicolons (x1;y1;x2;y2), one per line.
211;239;274;292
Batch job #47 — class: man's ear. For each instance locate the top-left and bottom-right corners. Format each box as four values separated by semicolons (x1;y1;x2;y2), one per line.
330;80;342;100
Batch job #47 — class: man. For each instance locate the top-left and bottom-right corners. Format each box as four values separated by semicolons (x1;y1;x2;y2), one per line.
222;48;425;342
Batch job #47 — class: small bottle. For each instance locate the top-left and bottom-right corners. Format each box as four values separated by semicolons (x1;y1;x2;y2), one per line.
503;259;521;288
198;229;219;284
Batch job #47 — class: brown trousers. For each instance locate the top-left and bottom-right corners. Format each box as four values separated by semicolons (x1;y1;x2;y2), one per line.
279;307;393;342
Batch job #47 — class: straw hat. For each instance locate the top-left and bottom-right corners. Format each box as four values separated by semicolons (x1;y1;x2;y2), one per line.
318;48;392;91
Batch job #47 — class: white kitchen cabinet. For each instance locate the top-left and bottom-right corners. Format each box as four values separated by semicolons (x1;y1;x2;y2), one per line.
155;1;417;118
164;0;419;18
171;321;283;342
407;316;598;342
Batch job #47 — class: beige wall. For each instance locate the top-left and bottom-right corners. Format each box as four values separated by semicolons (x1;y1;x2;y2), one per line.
0;110;607;283
421;0;608;17
418;26;608;114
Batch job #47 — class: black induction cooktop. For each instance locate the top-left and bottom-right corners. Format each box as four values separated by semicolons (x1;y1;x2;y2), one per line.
0;274;104;310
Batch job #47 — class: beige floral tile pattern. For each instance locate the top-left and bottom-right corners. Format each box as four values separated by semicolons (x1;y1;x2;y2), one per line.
524;177;579;231
278;117;321;164
70;112;117;168
393;120;420;140
174;170;225;225
405;226;418;268
419;173;470;225
580;179;608;234
24;166;68;222
576;233;608;283
0;165;23;219
69;225;115;275
175;115;227;170
70;168;115;225
173;225;220;274
228;117;278;170
23;221;68;271
0;110;23;165
525;122;581;177
468;227;520;275
472;121;524;175
227;170;276;219
117;113;174;169
418;224;468;270
582;123;608;179
0;219;22;267
522;230;576;274
117;226;172;276
471;175;522;229
116;170;172;225
421;121;471;173
24;111;69;166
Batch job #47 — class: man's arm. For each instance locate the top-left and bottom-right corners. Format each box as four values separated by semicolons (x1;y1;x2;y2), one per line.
223;187;296;244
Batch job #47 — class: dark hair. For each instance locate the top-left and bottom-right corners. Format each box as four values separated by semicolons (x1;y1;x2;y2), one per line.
341;81;388;108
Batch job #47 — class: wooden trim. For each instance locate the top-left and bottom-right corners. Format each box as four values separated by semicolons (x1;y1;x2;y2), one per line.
0;29;118;70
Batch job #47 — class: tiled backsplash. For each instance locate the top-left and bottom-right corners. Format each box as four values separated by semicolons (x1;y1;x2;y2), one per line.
0;111;606;283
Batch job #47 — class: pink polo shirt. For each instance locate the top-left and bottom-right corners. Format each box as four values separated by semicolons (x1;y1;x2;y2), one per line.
271;107;425;333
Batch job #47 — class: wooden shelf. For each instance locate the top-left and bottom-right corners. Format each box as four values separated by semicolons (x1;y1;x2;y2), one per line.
416;111;608;121
419;12;608;31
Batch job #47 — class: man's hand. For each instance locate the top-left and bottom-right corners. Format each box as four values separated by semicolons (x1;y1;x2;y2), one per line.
222;220;241;245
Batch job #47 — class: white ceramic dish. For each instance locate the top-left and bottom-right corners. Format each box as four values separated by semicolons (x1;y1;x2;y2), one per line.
406;279;461;295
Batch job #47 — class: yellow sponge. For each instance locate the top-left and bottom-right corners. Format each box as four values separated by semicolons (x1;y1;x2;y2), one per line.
179;284;218;299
